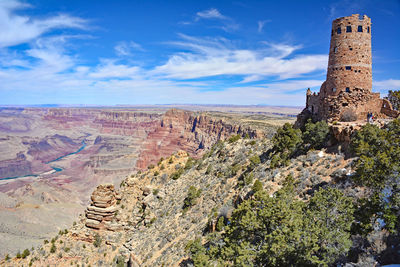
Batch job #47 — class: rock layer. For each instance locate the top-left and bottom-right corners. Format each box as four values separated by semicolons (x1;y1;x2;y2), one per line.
136;109;264;169
85;184;121;231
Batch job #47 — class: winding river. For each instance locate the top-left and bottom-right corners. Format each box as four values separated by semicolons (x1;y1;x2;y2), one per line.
0;140;87;181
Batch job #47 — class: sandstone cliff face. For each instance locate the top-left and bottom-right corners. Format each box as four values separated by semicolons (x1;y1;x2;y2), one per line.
136;109;264;169
93;111;161;136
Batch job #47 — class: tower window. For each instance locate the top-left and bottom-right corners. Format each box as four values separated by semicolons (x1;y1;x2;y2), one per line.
346;87;350;93
345;66;351;70
332;88;337;93
334;47;338;53
358;25;363;32
337;27;341;34
367;26;370;33
346;26;352;32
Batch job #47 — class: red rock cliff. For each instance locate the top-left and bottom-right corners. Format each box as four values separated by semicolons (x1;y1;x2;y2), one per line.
136;109;263;169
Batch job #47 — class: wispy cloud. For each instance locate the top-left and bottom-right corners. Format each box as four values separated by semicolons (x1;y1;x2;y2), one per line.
0;0;88;48
193;8;239;32
196;8;228;21
89;60;140;78
257;20;270;33
154;34;327;81
114;41;144;56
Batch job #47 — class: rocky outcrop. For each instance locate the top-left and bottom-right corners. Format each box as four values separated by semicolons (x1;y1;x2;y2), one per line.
330;119;389;142
85;184;122;231
136;109;264;169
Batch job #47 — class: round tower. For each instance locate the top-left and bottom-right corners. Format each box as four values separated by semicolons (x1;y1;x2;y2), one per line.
321;14;372;97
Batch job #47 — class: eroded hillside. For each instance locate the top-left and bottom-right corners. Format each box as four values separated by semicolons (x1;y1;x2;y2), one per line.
3;132;356;266
0;107;289;258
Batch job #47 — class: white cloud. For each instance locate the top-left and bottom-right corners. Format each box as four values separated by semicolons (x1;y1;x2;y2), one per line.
194;8;238;32
263;79;324;93
373;79;400;90
257;20;270;33
89;60;140;78
196;8;227;21
0;0;87;48
154;35;327;81
114;41;144;56
26;36;76;72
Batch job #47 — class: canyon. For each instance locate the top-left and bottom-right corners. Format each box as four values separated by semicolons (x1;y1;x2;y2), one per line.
0;105;298;258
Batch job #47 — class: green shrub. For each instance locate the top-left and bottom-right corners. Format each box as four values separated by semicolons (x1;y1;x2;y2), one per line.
230;163;241;176
244;172;254;185
387;90;400;110
249;155;261;166
216;216;225;231
205;165;212;175
248;140;256;146
4;254;9;261
153;189;159;195
170;168;184;180
350;119;400;234
50;243;56;253
228;134;241;143
252;179;263;193
190;177;354;266
93;233;102;248
115;255;126;267
302;119;330;150
16;251;21;259
270;123;302;168
183;186;202;210
184;157;195;170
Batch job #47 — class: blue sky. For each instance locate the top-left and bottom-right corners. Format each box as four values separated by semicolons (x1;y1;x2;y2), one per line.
0;0;399;106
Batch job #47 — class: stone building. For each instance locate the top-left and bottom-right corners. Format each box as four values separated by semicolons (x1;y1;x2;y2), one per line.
297;14;398;125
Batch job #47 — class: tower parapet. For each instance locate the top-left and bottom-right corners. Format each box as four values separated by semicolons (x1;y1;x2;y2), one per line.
296;14;398;126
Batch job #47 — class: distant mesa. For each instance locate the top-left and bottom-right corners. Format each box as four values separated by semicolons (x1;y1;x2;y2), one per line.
296;14;399;126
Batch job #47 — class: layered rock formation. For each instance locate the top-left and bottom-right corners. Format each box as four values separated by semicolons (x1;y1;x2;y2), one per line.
136;109;265;169
0;106;285;258
85;184;121;231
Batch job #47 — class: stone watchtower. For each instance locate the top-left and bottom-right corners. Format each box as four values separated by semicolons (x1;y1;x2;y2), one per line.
322;14;372;98
297;14;398;125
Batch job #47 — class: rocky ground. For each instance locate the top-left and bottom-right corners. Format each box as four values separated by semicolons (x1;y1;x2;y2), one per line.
0;107;294;259
1;131;355;266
